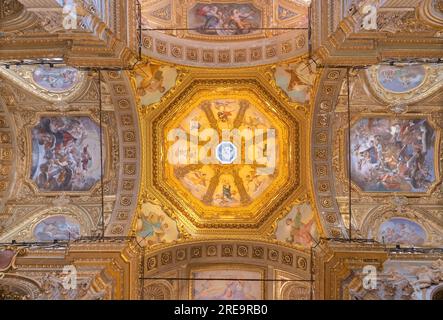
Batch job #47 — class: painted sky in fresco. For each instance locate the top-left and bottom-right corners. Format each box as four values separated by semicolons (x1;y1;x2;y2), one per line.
33;216;81;241
274;60;316;104
134;63;178;106
377;65;426;93
32;66;79;92
135;201;179;247
378;218;426;246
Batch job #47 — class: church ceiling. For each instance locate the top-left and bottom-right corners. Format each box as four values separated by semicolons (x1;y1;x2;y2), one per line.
0;0;441;301
313;64;443;242
134;59;314;239
141;0;310;67
0;67;141;242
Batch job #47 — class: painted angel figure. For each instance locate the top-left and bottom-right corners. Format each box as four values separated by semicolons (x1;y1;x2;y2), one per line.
134;63;166;96
137;212;168;244
228;9;254;33
197;5;224;33
284;62;315;91
285;208;315;246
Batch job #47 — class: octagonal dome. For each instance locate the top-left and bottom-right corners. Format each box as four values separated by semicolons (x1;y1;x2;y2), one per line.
145;76;303;233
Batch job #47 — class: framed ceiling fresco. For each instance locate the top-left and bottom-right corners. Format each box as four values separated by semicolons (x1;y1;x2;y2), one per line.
348;115;440;195
377;218;427;246
274;58;316;105
365;64;443;105
274;202;318;248
26;114;107;194
0;65;86;102
135;200;180;247
190;265;265;300
166;97;279;209
360;205;443;247
0;205;95;243
33;215;81;241
187;2;263;38
152;82;301;230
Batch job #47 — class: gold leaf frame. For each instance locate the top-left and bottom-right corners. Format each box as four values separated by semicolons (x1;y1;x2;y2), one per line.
183;0;268;41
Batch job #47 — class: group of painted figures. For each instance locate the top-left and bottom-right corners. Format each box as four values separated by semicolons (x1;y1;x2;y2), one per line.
351;118;435;192
194;4;260;35
31;117;99;192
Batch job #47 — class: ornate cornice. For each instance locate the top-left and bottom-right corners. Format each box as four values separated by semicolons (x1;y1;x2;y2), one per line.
0;0;138;68
312;0;443;66
313;240;388;299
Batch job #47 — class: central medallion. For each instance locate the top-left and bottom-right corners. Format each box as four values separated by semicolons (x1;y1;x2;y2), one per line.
216;141;238;164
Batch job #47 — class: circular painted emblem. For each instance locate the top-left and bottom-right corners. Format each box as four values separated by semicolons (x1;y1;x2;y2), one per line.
216;141;237;164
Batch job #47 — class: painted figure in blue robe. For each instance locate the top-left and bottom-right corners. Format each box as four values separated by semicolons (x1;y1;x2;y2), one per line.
137;216;162;238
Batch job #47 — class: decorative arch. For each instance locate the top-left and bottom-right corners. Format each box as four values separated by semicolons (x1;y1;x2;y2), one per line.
310;68;348;238
143;239;312;299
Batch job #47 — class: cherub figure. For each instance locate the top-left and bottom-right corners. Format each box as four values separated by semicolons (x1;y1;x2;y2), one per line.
284;62;315;91
134;63;166;96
